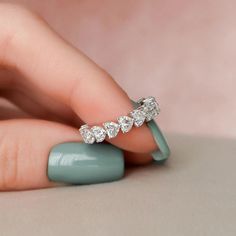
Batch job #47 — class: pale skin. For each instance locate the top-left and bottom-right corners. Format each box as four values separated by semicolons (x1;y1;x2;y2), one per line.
0;3;157;191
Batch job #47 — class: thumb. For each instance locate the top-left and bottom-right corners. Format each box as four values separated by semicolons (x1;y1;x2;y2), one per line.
0;119;125;191
0;119;80;191
0;119;79;190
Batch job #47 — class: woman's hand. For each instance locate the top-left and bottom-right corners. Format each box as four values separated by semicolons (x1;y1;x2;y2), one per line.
0;3;157;190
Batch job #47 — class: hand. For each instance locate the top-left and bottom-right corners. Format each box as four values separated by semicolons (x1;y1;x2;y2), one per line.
0;3;157;190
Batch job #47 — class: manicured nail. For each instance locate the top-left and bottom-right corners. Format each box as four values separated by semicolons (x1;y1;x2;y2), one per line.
131;99;170;163
147;120;171;163
47;142;124;184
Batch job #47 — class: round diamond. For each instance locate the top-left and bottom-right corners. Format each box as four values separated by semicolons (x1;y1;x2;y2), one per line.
91;126;106;143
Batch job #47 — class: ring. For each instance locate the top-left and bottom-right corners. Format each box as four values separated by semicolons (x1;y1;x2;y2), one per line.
79;96;160;144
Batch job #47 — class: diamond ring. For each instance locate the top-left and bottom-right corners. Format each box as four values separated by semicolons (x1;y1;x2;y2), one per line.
79;96;160;144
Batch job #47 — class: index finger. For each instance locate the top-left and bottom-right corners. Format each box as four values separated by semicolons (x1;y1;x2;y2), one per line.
0;4;157;153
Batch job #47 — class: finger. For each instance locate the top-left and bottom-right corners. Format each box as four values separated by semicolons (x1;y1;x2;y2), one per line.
0;106;28;120
0;102;30;120
0;68;82;126
1;87;81;126
0;119;149;191
0;4;157;153
0;119;80;191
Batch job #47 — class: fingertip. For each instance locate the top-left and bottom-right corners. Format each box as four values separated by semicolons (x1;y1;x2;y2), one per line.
0;119;81;191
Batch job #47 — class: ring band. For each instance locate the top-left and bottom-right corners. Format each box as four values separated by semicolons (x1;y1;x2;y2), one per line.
79;96;160;144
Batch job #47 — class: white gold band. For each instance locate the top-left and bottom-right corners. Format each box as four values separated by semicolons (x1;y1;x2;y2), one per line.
79;96;160;144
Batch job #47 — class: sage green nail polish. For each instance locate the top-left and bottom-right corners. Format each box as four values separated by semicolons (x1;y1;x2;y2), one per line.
48;142;124;184
147;120;171;163
131;99;170;163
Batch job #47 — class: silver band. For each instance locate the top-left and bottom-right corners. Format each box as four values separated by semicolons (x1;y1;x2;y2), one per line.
79;96;160;144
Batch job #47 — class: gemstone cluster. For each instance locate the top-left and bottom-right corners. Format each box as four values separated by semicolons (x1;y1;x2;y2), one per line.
79;96;160;144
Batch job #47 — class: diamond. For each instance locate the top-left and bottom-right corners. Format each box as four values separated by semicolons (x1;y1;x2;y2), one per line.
117;116;134;133
130;108;146;127
103;122;120;138
91;126;106;143
142;96;159;111
79;125;95;144
145;108;160;121
141;96;160;121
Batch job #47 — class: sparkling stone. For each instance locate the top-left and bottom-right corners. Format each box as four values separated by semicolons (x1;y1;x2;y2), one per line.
117;116;134;133
130;108;146;127
145;108;160;121
79;125;95;144
91;126;106;143
141;96;160;121
103;122;120;138
142;96;159;111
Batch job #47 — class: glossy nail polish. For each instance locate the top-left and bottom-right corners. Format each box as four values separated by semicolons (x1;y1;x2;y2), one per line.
147;120;171;163
48;142;124;184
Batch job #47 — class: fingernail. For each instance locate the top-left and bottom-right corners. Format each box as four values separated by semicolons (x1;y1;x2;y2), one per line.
47;142;124;184
131;99;170;163
147;120;171;163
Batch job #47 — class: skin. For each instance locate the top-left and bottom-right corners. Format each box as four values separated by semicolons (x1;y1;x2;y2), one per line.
0;3;156;191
